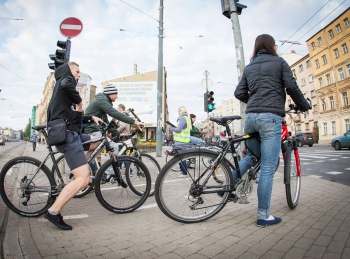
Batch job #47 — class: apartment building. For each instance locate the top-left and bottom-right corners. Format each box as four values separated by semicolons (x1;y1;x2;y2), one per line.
287;54;319;142
306;8;350;144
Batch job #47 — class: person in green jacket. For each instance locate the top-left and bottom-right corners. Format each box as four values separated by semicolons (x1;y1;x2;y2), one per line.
84;84;144;171
189;114;203;144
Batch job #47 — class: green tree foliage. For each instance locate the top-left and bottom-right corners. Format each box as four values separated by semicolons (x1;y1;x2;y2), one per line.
24;118;31;138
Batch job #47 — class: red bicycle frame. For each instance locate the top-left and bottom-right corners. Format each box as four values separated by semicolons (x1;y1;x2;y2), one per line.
281;120;302;177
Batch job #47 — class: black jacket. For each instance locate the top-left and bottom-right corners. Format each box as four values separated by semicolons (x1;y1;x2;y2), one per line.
234;49;310;116
47;64;88;133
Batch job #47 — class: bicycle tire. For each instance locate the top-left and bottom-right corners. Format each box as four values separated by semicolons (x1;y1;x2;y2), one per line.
0;156;56;217
94;156;151;213
155;152;233;223
52;155;95;198
284;144;301;209
126;153;160;196
165;154;181;172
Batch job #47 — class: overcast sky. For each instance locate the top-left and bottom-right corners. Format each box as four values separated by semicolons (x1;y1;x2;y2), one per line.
0;0;348;131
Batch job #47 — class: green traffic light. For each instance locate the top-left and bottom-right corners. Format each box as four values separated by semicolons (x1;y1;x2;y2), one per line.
208;103;215;112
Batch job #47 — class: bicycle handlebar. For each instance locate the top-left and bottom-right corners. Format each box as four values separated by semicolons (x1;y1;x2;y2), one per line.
286;98;312;114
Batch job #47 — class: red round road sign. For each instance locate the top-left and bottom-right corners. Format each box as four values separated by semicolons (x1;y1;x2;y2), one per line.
59;17;83;38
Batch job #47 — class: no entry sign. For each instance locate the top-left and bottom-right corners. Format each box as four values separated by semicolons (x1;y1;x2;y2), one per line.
59;17;83;38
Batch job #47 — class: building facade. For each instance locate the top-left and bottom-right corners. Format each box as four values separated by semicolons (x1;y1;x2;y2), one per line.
306;8;350;144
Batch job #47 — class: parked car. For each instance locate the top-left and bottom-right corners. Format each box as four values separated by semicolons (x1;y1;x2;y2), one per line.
331;130;350;150
0;135;5;145
294;132;314;147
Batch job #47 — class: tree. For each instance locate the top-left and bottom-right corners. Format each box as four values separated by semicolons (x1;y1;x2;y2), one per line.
24;118;31;139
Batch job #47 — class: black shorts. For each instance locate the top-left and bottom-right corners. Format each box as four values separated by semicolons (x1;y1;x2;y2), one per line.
55;132;91;170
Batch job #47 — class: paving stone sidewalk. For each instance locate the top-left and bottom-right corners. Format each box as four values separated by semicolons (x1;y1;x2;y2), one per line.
1;142;350;259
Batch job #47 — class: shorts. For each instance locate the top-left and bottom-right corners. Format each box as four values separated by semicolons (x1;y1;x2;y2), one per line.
55;131;91;170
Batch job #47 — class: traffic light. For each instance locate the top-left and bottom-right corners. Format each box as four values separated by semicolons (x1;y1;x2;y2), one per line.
48;39;71;70
221;0;247;18
204;91;215;112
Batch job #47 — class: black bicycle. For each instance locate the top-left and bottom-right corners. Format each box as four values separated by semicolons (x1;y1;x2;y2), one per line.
0;120;151;217
155;101;310;223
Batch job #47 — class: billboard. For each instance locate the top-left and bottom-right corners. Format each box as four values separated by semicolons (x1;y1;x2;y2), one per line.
108;81;157;127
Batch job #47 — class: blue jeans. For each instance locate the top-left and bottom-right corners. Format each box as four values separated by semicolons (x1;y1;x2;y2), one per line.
231;113;282;220
190;136;202;144
178;138;202;175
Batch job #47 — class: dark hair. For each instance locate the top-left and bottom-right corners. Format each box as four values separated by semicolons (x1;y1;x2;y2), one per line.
250;34;278;61
190;114;196;119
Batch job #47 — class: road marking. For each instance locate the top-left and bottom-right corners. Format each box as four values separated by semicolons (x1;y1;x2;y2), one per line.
38;214;89;221
329;159;339;160
345;168;350;170
138;203;158;210
325;171;343;175
307;175;322;179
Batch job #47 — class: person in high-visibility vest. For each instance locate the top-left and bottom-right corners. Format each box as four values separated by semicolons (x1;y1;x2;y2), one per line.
169;106;192;178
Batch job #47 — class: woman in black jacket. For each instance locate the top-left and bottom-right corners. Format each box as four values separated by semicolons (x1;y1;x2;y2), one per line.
233;34;310;227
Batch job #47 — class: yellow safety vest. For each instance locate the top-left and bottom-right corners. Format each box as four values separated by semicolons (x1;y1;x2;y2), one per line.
173;115;191;143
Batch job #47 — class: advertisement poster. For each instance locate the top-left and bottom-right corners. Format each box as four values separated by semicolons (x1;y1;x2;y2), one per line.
108;81;157;127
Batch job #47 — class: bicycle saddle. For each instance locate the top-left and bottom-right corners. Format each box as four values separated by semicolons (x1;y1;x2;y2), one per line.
32;125;46;130
210;116;241;125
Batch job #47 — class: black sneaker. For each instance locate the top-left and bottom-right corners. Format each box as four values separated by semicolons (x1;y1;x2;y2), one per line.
44;211;72;230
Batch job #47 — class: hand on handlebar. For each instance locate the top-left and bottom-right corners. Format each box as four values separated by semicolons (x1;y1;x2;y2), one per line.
134;121;145;131
92;116;103;125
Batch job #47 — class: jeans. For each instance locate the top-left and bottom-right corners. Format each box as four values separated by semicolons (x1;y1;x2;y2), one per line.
178;137;203;175
190;136;202;144
231;113;282;220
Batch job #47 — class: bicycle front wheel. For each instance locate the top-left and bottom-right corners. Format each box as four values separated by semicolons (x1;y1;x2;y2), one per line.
126;153;160;196
52;155;95;198
0;156;56;217
284;144;301;209
155;152;233;223
94;156;151;213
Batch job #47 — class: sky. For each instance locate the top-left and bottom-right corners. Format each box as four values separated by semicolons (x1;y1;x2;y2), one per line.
0;0;348;131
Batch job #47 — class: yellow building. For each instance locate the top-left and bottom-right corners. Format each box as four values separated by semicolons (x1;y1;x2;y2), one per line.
306;8;350;144
101;65;168;142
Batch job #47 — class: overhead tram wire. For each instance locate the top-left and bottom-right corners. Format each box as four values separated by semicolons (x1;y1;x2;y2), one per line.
281;0;347;55
280;0;331;49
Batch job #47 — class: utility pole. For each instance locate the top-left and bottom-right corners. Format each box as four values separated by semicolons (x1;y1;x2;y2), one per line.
228;0;246;135
156;0;164;157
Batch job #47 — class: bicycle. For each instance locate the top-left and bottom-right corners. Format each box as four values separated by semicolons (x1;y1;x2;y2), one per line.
0;120;151;217
155;100;311;223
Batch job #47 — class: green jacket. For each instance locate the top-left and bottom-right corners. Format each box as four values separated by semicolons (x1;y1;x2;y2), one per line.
84;93;134;134
190;122;201;136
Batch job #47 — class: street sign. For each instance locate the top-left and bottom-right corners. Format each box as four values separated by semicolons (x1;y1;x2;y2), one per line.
59;17;83;38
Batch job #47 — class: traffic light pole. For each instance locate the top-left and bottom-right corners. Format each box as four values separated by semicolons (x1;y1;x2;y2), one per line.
156;0;164;157
228;0;246;135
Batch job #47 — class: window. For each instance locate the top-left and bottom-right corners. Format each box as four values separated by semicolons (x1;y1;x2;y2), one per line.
305;123;310;130
328;29;334;39
342;43;348;54
309;74;314;82
326;74;332;85
311;90;316;97
313;104;318;112
318;77;323;88
311;42;316;50
292;69;296;77
331;121;336;135
334;48;340;58
336;23;342;33
315;59;320;68
301;78;306;85
322;99;326;111
345;18;350;28
306;60;311;68
347;64;350;77
299;64;303;72
317;37;323;46
339;68;345;80
296;124;301;131
329;96;334;110
323;122;328;135
343;92;349;106
322;55;327;65
346;119;350;131
303;93;307;99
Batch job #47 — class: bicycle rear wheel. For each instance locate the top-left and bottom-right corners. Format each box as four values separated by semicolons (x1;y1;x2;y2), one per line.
155;152;233;223
126;153;160;196
284;144;301;209
94;156;151;213
52;155;95;198
0;156;56;217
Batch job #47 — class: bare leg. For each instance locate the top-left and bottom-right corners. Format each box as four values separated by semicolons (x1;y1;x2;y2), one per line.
49;164;90;212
